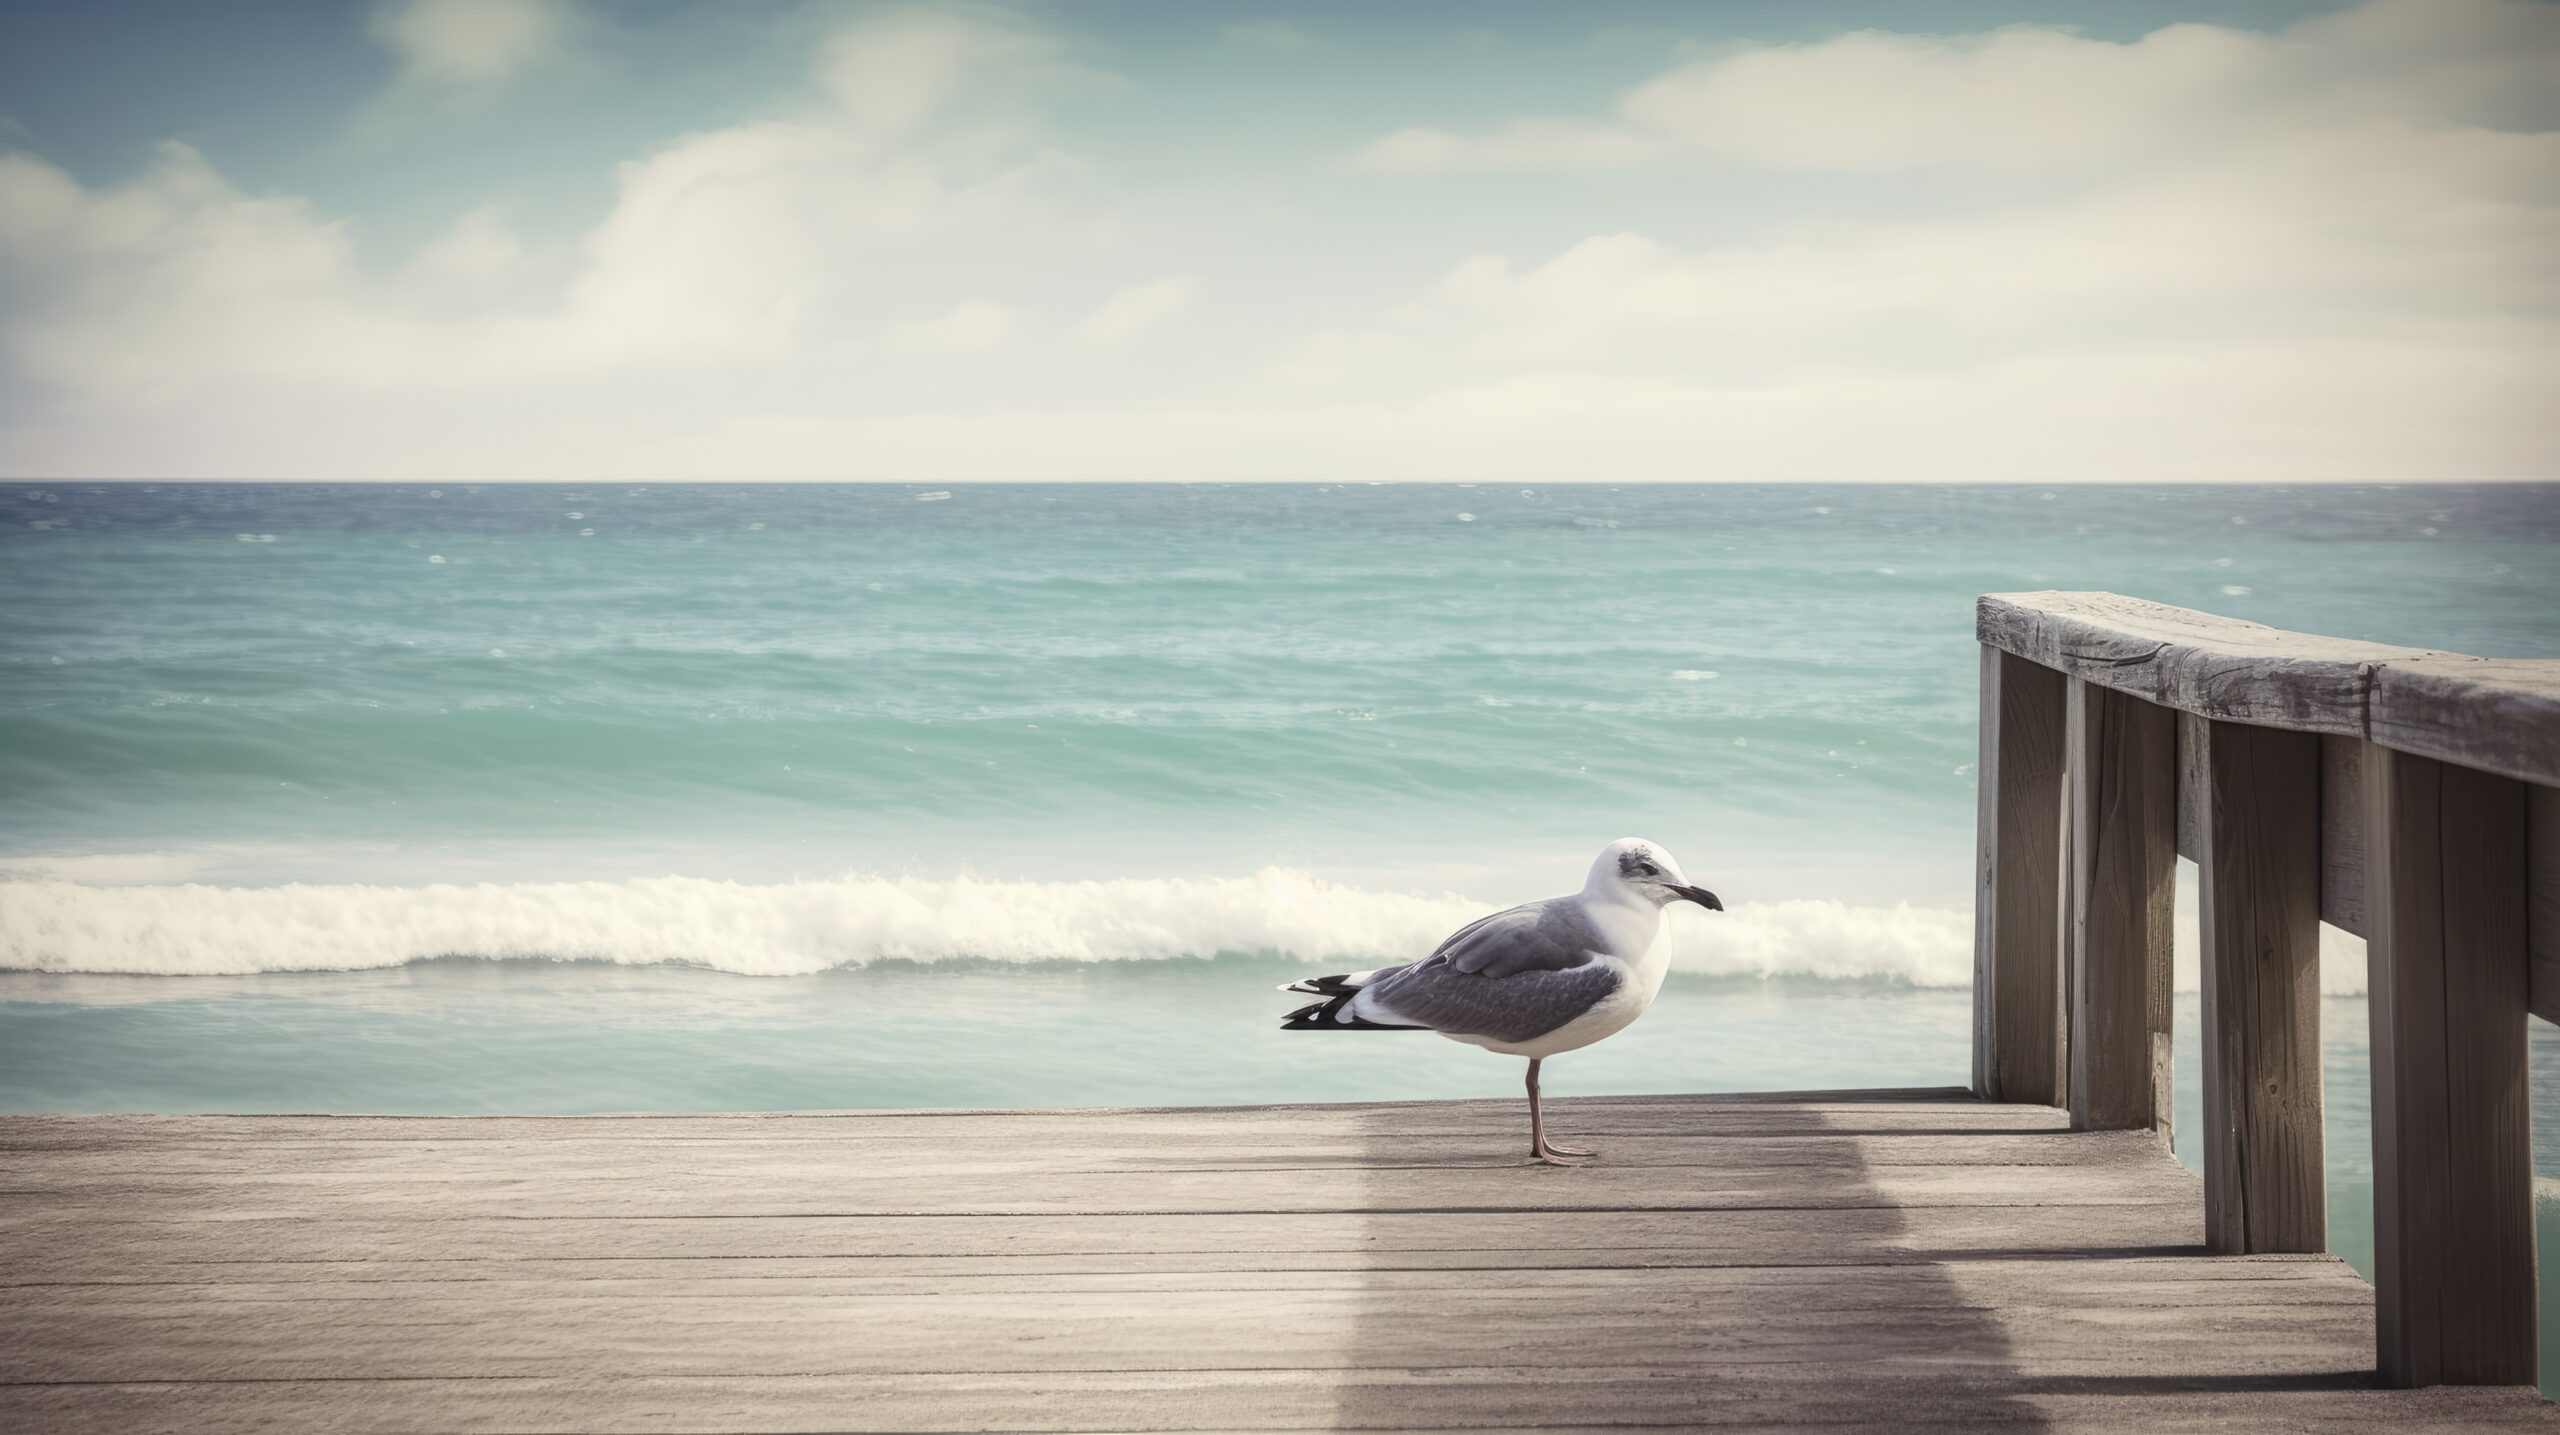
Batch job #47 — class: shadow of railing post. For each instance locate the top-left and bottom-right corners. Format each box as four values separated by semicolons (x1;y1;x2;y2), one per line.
1323;1091;2052;1428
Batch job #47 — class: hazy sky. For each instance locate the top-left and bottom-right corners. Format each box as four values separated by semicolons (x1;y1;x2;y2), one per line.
0;0;2551;481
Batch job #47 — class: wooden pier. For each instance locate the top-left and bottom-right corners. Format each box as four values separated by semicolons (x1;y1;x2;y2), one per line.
4;1091;2554;1433
4;591;2558;1431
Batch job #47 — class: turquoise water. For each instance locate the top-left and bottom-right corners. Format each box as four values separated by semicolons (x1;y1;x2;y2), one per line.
5;482;2555;972
4;481;2559;1381
0;963;1970;1114
6;483;2556;903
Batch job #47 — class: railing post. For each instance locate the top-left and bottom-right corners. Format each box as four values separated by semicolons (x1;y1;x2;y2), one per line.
1975;647;2067;1105
2066;680;2175;1137
2194;717;2325;1253
2365;743;2535;1387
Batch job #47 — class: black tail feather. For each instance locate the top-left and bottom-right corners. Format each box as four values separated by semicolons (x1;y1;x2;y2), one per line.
1281;989;1423;1031
1280;972;1362;997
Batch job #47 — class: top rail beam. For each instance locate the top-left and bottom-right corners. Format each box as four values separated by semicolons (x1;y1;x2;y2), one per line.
1978;592;2560;788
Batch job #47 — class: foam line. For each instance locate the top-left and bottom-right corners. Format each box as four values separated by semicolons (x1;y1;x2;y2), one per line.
0;869;2372;992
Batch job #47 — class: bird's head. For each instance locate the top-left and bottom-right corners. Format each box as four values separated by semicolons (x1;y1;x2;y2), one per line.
1586;837;1721;912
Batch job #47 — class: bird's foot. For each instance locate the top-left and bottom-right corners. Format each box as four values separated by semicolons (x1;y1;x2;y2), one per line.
1532;1143;1594;1166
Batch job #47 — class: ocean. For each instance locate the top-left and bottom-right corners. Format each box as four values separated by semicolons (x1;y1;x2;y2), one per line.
5;481;2559;1375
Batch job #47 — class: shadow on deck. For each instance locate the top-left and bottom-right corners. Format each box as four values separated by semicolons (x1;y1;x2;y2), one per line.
2;1088;2554;1432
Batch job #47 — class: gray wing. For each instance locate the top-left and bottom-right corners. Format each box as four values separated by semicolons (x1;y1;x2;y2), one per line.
1430;898;1607;979
1361;898;1623;1044
1364;955;1624;1045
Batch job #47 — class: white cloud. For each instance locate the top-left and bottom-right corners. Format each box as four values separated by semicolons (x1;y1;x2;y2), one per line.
819;5;1090;137
406;205;529;287
370;0;573;92
1075;277;1197;347
1268;0;2556;482
1617;22;2273;172
0;0;2549;484
893;300;1018;354
1297;114;2557;382
1357;0;2560;174
1259;126;2557;478
0;8;1081;394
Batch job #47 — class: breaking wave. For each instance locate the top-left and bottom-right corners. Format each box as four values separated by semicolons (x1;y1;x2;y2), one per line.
0;870;1985;985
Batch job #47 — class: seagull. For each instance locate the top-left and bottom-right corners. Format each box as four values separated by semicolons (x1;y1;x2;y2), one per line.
1279;838;1722;1166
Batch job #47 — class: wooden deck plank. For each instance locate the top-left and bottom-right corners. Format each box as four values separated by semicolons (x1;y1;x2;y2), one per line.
2;1091;2551;1432
0;1209;2223;1285
7;1371;2553;1435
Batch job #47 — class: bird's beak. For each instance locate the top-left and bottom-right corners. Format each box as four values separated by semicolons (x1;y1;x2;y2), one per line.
1671;884;1723;912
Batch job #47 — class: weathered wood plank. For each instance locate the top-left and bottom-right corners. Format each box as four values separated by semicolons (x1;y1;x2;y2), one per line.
2066;681;2177;1138
1979;593;2435;735
2194;718;2326;1254
1975;647;2069;1105
0;1202;2215;1286
7;1368;2555;1435
1978;593;2560;787
2176;711;2206;862
0;1088;2012;1149
2322;735;2370;936
5;1093;2552;1433
0;1133;2184;1187
2371;658;2560;790
0;1100;2054;1156
0;1298;2389;1388
0;1159;2208;1222
0;1255;2375;1304
2531;782;2560;1026
2365;747;2536;1386
0;1260;2389;1368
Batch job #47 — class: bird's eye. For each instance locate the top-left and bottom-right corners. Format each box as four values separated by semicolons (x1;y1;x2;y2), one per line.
1631;863;1657;878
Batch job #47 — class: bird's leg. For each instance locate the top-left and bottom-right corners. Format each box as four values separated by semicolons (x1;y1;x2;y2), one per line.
1525;1058;1592;1165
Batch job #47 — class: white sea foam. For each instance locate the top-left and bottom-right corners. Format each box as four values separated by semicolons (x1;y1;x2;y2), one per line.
1678;899;1970;985
0;868;2377;993
0;869;1986;985
0;871;1478;977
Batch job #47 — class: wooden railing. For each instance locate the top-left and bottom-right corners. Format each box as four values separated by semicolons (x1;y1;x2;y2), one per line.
1970;591;2560;1389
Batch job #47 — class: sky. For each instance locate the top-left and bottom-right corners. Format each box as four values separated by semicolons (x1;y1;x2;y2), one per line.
0;0;2551;482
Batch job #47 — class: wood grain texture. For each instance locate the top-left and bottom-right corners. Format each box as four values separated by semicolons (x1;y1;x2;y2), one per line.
1979;592;2434;735
1977;593;2560;786
2067;680;2177;1138
2195;718;2326;1254
2530;782;2560;1026
1975;647;2069;1105
2372;659;2560;789
6;1092;2557;1433
2322;736;2371;936
4;1375;2549;1435
2366;747;2536;1387
2176;711;2206;862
